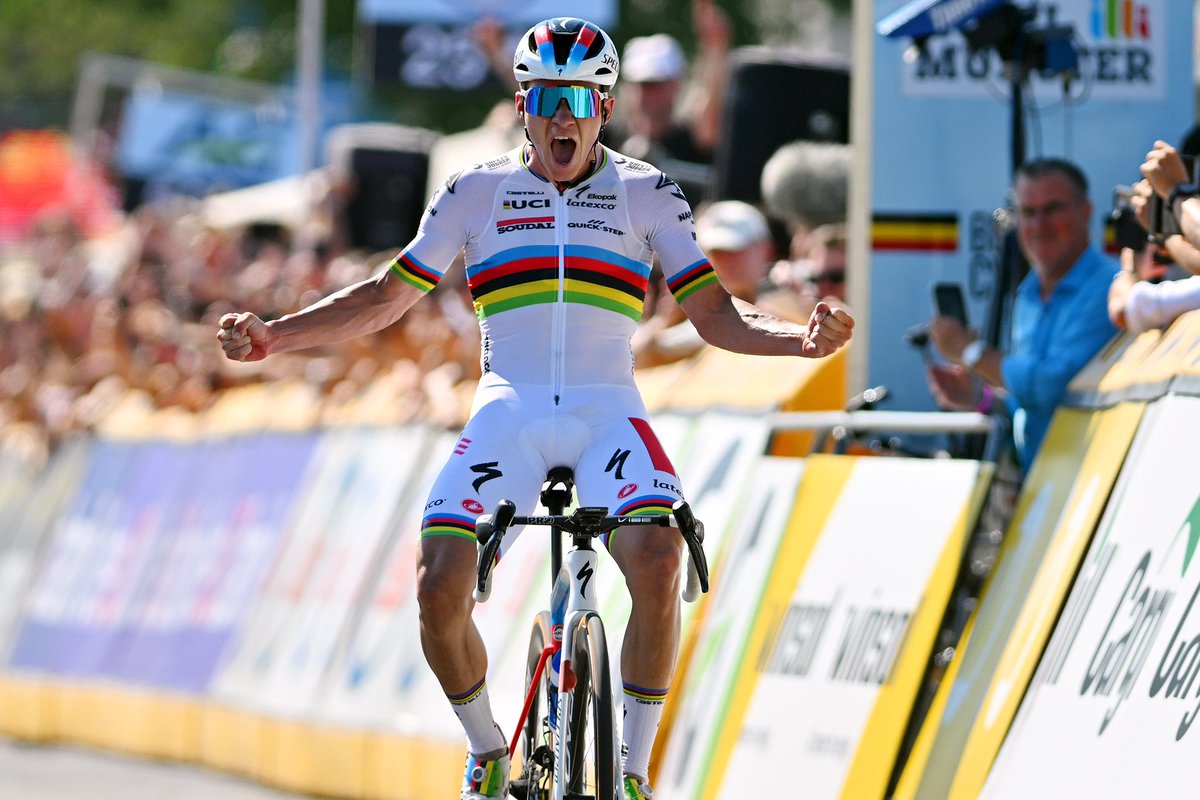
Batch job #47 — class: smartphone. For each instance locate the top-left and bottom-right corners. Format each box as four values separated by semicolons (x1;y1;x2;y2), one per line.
932;282;968;326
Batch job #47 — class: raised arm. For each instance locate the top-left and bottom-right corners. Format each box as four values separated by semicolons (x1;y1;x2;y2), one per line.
218;265;425;362
678;280;853;359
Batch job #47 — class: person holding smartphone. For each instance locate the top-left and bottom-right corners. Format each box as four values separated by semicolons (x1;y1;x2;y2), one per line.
925;158;1118;472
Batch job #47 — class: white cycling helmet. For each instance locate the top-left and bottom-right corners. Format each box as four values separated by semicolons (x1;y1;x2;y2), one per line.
512;17;619;88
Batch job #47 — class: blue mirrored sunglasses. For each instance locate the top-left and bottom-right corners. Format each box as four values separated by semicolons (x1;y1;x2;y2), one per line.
523;86;605;118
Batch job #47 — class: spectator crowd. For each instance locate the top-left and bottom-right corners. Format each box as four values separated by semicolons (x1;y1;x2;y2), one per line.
0;9;853;475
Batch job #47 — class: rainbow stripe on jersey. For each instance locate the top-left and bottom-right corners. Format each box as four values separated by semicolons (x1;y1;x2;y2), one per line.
467;244;651;322
389;249;444;293
666;259;718;303
421;511;477;543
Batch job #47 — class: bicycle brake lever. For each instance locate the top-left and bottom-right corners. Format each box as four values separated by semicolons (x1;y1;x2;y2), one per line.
671;501;710;599
474;515;501;602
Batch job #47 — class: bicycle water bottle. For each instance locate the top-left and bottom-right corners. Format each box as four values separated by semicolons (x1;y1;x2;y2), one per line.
548;565;568;731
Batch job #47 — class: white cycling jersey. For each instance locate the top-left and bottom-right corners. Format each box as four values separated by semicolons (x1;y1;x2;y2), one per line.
389;144;718;398
400;144;716;549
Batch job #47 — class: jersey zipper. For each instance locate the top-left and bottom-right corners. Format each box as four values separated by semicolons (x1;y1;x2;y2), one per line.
552;190;567;405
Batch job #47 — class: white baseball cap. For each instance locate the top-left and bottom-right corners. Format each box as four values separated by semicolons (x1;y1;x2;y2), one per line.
695;201;771;252
621;34;686;83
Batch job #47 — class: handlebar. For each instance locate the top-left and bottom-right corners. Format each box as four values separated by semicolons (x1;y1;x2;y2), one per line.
473;500;709;604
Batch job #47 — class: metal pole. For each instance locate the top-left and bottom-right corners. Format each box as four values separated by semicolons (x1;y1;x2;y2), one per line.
297;0;324;176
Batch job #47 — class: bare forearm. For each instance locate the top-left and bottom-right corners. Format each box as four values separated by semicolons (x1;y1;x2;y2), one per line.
268;271;420;354
1172;205;1200;274
1163;237;1200;275
690;295;808;356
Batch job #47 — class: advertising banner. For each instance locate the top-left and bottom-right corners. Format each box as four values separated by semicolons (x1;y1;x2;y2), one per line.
116;434;316;693
7;440;143;674
0;441;90;663
359;1;616;89
117;83;360;197
894;404;1143;799
710;455;984;798
868;0;1193;410
317;431;459;732
982;395;1200;799
655;457;806;800
214;428;427;712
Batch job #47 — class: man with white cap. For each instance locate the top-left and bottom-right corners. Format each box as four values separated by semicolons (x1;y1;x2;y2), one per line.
615;2;730;192
633;200;781;367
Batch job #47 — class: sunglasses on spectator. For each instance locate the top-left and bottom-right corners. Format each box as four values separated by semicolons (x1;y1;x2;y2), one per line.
523;86;606;118
806;271;846;286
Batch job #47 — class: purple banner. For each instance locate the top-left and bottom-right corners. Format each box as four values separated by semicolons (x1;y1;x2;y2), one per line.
6;434;318;695
118;433;316;692
7;440;141;674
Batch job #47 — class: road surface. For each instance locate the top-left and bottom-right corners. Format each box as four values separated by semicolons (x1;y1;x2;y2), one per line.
0;738;308;799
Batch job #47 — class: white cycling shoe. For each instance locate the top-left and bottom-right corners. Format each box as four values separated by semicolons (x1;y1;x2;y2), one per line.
461;747;511;799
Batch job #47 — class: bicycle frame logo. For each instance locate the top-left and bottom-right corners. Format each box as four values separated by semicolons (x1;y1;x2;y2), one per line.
576;561;594;598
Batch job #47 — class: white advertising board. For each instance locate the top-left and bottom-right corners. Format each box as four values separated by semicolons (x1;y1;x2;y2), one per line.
316;431;463;735
717;457;981;797
261;428;427;711
982;395;1200;798
655;457;806;800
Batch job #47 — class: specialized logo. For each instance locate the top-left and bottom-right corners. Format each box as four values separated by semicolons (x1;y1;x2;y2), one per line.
606;448;631;480
454;437;472;455
576;561;594;598
496;216;555;234
618;483;638;499
461;498;485;514
503;198;551;210
485;155;511;170
470;461;503;492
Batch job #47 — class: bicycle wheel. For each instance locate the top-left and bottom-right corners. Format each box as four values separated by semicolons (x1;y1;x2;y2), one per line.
515;611;554;800
563;612;618;799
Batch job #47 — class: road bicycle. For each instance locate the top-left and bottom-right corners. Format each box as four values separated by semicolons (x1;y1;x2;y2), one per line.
473;467;709;800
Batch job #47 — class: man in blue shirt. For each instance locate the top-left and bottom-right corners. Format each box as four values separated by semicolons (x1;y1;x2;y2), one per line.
926;158;1119;470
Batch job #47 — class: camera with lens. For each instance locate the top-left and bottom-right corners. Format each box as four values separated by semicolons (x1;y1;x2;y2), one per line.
1110;185;1148;251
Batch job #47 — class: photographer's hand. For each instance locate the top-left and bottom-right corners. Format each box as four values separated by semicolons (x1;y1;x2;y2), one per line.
928;316;975;363
1131;180;1153;231
1141;141;1191;198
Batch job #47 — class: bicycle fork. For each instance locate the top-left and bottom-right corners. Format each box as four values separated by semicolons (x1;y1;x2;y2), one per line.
553;545;600;799
506;545;603;800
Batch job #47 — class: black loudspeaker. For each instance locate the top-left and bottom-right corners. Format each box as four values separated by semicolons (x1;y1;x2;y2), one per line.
327;124;440;253
711;48;850;204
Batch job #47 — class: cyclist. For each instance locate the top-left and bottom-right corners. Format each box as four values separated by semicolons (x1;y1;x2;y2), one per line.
218;17;854;800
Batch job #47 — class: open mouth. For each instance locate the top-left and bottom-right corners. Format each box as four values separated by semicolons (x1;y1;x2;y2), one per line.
550;136;577;166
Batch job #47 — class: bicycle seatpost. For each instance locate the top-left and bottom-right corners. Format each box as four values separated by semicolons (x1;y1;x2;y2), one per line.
541;467;575;581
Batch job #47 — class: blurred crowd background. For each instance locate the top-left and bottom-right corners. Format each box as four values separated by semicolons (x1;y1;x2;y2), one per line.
0;0;855;472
